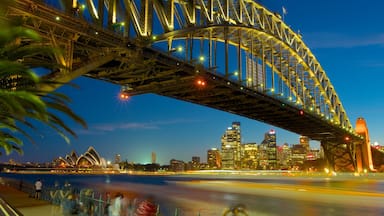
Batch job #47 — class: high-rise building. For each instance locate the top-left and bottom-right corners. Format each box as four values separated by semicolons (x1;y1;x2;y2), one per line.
170;159;184;172
207;148;221;169
151;152;156;164
246;56;264;89
191;156;200;170
299;136;310;152
291;144;307;169
221;122;241;169
261;129;277;169
277;143;291;169
240;143;258;169
114;154;121;164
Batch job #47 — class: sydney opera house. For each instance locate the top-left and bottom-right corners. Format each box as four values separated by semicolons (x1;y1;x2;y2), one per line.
54;146;107;169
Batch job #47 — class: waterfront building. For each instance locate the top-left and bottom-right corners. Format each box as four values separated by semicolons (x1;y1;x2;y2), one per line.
207;148;221;169
221;147;235;169
114;154;121;164
54;146;107;169
191;156;200;170
299;136;310;152
221;122;241;169
277;143;291;169
307;149;321;160
151;152;157;164
291;144;307;169
240;143;258;169
261;129;277;169
169;159;185;172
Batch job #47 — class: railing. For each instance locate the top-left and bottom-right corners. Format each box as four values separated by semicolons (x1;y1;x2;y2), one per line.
0;196;23;216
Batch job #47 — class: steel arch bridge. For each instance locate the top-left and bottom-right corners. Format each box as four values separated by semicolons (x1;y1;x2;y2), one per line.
3;0;373;172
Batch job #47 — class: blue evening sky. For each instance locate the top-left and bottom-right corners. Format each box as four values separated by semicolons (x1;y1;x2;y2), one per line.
1;0;383;165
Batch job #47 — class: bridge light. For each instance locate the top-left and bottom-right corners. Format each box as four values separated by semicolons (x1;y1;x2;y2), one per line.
177;46;183;52
152;35;157;40
299;110;304;115
55;16;61;21
80;4;86;9
344;136;350;142
199;56;205;62
196;79;206;87
119;92;129;101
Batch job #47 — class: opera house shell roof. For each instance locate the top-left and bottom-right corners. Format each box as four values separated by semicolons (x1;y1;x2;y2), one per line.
55;146;107;168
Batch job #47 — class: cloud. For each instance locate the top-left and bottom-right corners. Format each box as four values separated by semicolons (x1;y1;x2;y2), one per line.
304;32;384;48
76;118;202;135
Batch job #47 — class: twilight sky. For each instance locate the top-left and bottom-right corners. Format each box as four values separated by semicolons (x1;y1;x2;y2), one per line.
1;0;383;165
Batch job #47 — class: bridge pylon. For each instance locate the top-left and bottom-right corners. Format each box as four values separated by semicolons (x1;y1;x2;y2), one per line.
355;117;375;172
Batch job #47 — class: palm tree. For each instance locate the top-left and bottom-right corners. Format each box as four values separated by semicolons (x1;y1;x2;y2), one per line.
0;0;87;155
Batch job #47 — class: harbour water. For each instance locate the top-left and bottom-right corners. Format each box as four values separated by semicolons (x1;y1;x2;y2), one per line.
1;171;384;215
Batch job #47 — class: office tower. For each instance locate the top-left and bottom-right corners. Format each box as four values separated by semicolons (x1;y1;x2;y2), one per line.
151;152;156;164
191;156;200;170
261;129;277;169
241;143;258;169
114;154;121;164
207;148;221;169
277;143;291;169
221;122;241;169
299;136;310;152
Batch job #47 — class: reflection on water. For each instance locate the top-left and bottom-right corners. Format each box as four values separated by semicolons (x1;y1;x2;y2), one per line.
1;172;384;215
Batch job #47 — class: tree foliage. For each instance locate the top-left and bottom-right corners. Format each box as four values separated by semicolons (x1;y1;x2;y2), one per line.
0;0;87;155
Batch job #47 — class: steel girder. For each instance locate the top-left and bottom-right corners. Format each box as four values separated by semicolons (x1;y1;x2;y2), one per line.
4;0;366;171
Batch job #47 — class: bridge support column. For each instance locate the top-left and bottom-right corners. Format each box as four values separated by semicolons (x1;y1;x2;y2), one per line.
355;117;375;172
321;140;356;172
321;141;335;172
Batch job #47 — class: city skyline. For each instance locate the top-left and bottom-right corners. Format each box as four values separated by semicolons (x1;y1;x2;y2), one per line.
1;0;383;165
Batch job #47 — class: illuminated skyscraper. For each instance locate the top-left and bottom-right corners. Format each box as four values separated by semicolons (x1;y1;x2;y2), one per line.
207;148;221;169
114;154;121;164
221;122;241;169
240;143;258;169
261;129;277;169
277;143;291;169
191;156;200;170
246;56;264;89
299;136;310;152
151;152;156;164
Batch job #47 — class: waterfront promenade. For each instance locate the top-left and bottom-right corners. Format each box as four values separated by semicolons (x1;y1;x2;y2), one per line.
0;184;61;216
